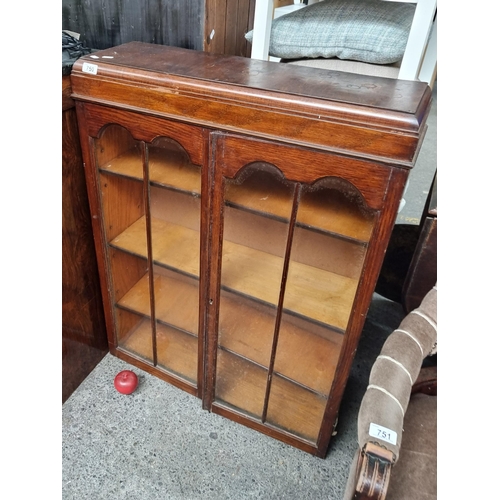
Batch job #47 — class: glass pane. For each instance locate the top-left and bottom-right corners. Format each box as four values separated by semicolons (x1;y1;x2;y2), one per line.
215;164;296;419
267;177;376;442
284;177;376;331
147;138;201;385
95;125;154;363
266;376;328;443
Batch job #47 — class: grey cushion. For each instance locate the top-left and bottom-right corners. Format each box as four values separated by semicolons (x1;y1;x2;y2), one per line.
245;0;416;64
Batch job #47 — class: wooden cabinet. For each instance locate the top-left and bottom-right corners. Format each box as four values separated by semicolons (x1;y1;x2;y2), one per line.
71;42;431;457
62;74;108;403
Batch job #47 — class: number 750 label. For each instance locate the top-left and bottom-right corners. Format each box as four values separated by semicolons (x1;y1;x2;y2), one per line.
82;62;98;75
369;423;398;445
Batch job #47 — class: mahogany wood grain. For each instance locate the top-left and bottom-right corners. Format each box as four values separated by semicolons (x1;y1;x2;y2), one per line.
218;134;393;210
71;43;431;165
83;104;206;166
62;75;74;112
62;76;108;402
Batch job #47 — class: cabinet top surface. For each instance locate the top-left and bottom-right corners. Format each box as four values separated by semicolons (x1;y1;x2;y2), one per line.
74;42;429;115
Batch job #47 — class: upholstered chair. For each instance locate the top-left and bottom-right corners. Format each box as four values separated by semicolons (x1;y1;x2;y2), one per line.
343;285;437;500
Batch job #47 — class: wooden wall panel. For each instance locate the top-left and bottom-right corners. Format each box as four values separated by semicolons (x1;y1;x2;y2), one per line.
63;0;255;57
204;0;255;56
62;0;204;51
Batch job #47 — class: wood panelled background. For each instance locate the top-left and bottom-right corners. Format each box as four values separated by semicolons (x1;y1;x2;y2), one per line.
62;0;256;56
63;0;205;50
204;0;255;57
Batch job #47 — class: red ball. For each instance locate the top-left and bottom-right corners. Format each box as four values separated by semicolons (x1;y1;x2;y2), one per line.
114;370;139;394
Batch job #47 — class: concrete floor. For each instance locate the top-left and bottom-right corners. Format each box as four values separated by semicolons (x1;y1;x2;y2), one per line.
62;83;436;500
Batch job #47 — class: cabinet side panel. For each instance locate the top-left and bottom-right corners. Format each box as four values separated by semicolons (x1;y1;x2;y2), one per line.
62;106;107;348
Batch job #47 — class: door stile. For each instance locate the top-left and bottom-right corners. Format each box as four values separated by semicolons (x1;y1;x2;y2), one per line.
261;182;301;423
203;132;225;410
198;128;213;398
142;142;158;367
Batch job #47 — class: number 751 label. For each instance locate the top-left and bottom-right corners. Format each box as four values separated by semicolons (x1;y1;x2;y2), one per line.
369;423;398;445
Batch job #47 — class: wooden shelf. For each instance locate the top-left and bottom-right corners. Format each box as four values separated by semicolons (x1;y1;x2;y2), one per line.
225;171;374;242
149;148;201;194
222;239;358;331
215;349;327;442
100;148;201;195
112;214;356;331
118;317;153;360
119;317;198;384
100;149;143;179
298;187;374;242
118;271;199;336
110;216;200;279
265;371;328;443
117;264;340;396
219;292;342;396
225;170;294;221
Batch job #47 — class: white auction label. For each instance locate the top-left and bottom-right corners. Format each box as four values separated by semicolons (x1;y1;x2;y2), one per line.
82;62;98;75
369;423;397;445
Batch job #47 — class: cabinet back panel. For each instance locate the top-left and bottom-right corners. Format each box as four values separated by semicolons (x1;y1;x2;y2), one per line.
109;247;148;303
150;187;201;233
217;290;343;396
151;267;200;336
291;228;367;280
100;173;145;242
223;206;289;258
117;315;153;362
95;125;140;167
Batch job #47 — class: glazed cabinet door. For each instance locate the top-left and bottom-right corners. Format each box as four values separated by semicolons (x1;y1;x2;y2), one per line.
79;104;208;396
206;134;396;454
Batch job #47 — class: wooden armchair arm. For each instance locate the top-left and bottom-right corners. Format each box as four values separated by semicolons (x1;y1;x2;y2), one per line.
351;442;394;500
344;286;437;500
